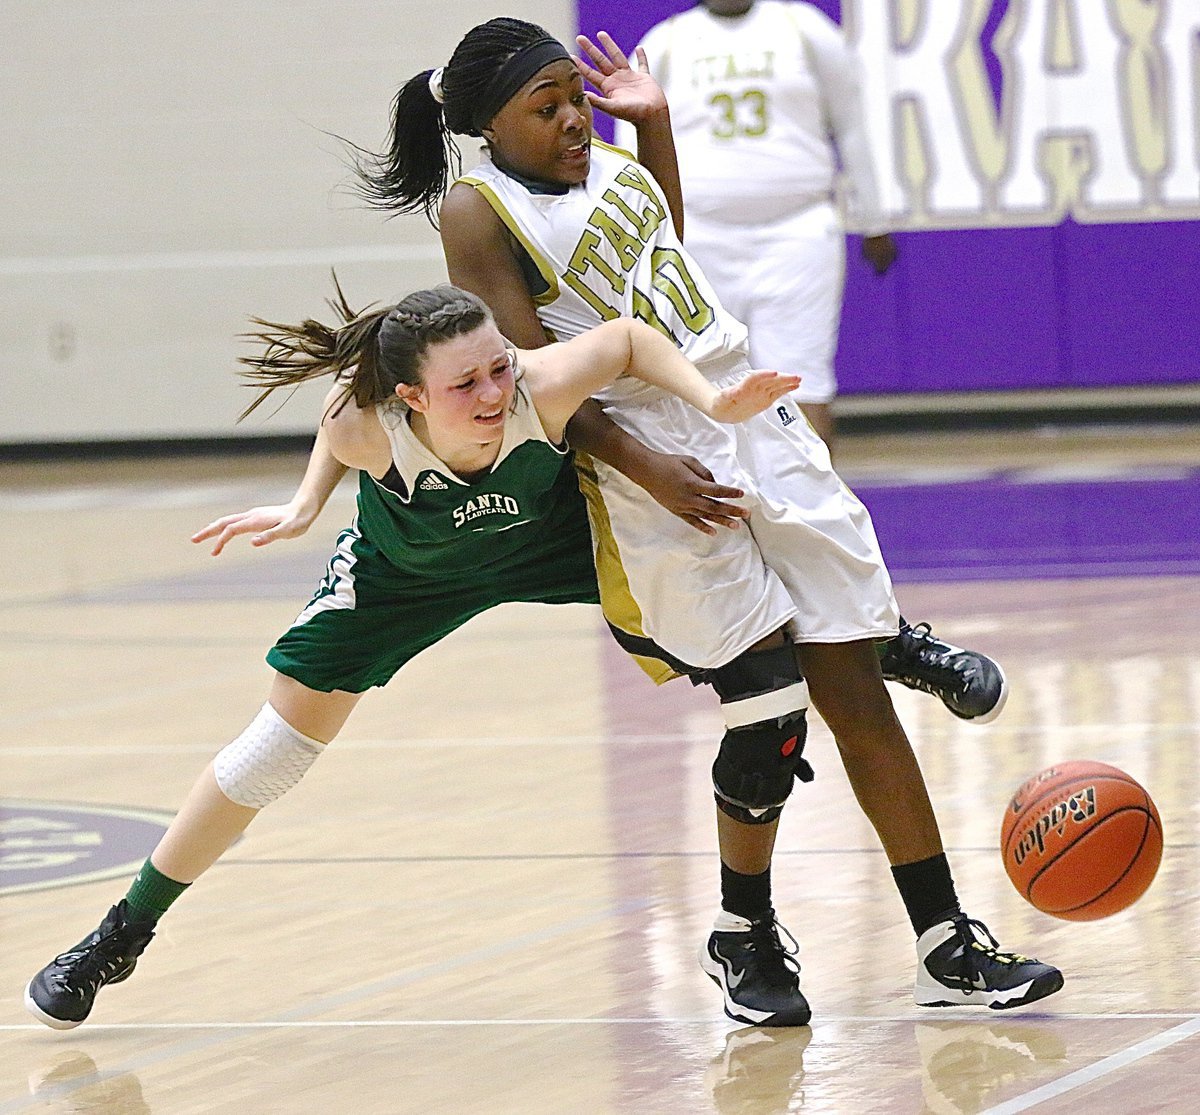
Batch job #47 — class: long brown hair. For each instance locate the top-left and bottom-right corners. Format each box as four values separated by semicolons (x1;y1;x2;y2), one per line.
238;277;491;420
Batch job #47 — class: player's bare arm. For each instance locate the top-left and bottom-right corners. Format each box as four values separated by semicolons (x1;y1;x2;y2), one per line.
524;319;799;437
440;185;551;350
318;381;393;478
442;178;745;532
192;396;351;557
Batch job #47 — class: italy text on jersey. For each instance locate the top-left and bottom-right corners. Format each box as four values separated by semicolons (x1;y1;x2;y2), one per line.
562;163;716;347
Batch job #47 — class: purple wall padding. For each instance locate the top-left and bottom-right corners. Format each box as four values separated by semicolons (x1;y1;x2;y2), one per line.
855;472;1200;582
575;1;1200;396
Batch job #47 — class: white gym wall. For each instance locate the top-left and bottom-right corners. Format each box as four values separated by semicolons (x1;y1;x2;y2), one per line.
0;1;575;444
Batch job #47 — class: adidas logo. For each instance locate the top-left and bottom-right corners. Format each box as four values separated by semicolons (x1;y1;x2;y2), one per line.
419;473;449;491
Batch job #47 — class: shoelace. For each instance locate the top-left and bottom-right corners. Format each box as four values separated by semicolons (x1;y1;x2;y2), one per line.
47;931;135;992
896;623;977;695
49;949;123;991
953;916;1031;990
747;914;802;977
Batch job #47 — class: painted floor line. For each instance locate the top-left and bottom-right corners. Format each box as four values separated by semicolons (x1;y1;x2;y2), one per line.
981;1014;1200;1114
3;1011;1196;1032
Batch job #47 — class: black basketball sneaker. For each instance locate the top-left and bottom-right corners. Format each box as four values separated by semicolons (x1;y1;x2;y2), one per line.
880;621;1009;723
700;910;812;1027
25;900;155;1029
914;915;1063;1010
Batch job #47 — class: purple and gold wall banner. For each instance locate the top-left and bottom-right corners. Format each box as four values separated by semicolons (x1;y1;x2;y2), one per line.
576;1;1200;395
1;800;172;896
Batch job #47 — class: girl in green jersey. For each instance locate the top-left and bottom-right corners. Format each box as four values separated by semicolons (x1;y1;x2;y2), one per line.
23;281;796;1031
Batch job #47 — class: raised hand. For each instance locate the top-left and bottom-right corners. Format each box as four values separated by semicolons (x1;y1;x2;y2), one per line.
574;31;666;123
709;371;802;424
191;502;314;557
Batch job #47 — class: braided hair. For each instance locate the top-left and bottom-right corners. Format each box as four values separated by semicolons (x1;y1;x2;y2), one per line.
352;18;564;224
238;278;491;420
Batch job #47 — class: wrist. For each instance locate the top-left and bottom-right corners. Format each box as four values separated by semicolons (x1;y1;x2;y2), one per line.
289;494;321;525
614;437;658;481
633;104;671;130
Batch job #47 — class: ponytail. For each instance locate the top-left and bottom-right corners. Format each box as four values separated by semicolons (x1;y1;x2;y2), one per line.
237;277;491;420
351;18;565;226
351;70;461;225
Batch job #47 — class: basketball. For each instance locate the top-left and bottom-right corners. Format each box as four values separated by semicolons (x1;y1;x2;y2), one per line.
1001;760;1163;921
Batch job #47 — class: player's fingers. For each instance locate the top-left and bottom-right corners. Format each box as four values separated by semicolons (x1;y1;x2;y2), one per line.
692;507;744;529
678;513;717;537
634;45;649;73
694;499;749;522
698;484;747;501
677;455;716;483
571;54;605;86
191;515;239;542
575;34;616;75
596;30;631;70
764;377;802;401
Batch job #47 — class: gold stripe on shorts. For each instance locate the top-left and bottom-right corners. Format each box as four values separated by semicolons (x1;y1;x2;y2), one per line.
573;452;679;686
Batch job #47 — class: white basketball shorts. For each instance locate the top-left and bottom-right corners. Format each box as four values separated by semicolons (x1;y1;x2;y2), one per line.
576;351;899;672
686;201;846;404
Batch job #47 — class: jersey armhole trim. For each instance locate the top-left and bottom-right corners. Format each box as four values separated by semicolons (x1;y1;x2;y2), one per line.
459;176;561;308
509;375;570;458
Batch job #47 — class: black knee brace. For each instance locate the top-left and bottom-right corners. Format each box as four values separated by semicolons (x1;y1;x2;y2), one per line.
707;641;813;825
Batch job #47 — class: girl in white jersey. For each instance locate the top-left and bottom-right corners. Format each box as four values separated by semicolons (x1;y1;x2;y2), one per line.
349;18;1062;1026
614;0;899;451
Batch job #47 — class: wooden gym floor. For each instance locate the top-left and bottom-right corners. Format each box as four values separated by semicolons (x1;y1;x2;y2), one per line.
1;426;1199;1114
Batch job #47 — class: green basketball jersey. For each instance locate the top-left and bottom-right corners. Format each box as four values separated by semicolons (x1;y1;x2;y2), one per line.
355;378;589;582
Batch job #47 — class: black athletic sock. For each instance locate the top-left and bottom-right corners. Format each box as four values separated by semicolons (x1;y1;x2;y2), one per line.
891;853;961;936
720;863;773;921
124;858;190;924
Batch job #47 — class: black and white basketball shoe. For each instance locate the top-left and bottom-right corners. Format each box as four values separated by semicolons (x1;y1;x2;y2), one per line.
914;914;1063;1010
25;900;155;1029
700;910;812;1027
880;621;1009;723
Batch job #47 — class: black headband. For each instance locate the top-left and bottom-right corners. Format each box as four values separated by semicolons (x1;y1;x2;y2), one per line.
472;37;572;133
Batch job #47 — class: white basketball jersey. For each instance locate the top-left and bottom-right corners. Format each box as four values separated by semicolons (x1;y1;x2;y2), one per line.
460;142;749;406
615;1;880;227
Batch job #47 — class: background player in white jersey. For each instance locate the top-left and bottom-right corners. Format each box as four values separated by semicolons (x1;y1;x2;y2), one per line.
615;0;897;452
24;283;795;1030
349;17;1061;1026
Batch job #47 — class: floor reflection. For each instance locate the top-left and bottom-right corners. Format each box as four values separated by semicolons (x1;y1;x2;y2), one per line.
705;1025;812;1115
27;1051;150;1115
914;1019;1068;1114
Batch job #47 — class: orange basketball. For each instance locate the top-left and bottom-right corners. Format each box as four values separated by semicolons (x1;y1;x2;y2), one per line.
1000;760;1162;921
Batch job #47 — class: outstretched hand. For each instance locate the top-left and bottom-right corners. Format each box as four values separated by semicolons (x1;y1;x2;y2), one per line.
709;371;802;424
191;503;314;557
574;31;666;123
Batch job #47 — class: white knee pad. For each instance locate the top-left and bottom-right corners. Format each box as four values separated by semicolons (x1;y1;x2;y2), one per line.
213;703;325;809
